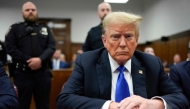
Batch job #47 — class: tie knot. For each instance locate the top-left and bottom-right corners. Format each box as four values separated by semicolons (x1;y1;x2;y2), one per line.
118;65;126;72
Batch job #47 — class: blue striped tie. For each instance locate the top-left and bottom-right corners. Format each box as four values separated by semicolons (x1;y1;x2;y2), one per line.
115;65;130;102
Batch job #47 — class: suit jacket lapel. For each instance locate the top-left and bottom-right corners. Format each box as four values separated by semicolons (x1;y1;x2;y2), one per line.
96;50;112;100
131;56;147;98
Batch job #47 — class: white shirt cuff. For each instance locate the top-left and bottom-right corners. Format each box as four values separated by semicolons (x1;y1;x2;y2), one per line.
101;100;112;109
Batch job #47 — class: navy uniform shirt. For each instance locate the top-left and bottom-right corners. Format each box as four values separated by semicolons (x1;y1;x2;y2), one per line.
5;22;55;65
82;24;104;52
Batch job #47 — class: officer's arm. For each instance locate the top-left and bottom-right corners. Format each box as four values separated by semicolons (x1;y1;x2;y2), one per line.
5;25;31;63
39;27;55;62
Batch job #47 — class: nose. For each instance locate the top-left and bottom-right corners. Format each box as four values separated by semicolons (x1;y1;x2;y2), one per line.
29;9;33;13
104;9;110;15
119;36;126;48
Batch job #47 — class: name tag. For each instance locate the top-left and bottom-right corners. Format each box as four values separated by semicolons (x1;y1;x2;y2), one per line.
31;33;37;35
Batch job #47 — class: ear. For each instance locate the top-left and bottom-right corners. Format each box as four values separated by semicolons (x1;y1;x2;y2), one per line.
136;37;138;43
102;35;107;48
135;37;139;47
97;12;101;18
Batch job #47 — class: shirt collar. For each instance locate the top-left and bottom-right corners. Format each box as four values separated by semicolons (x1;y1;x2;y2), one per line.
108;53;131;74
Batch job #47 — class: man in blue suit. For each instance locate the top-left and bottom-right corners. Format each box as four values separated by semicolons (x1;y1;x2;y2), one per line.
56;12;189;109
0;61;20;108
170;60;190;108
52;49;69;69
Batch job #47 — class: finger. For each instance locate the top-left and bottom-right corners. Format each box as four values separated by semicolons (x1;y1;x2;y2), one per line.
132;106;139;109
27;59;31;63
121;101;138;109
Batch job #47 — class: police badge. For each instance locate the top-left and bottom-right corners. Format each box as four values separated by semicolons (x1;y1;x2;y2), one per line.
40;27;48;35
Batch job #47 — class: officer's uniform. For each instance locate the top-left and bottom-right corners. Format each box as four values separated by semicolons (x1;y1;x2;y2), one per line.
82;23;104;52
5;21;55;109
0;41;7;65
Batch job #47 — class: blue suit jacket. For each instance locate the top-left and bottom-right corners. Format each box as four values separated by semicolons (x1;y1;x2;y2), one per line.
56;48;189;109
52;60;69;69
59;61;69;68
170;61;190;106
0;61;20;108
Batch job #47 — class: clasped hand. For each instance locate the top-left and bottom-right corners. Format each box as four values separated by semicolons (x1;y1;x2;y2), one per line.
27;57;42;70
109;95;164;109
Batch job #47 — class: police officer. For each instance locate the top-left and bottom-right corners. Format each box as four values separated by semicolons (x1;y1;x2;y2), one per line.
82;2;112;52
5;2;55;109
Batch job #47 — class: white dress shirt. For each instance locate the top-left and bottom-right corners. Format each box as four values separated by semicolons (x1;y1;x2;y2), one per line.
52;59;60;70
102;53;168;109
109;54;134;100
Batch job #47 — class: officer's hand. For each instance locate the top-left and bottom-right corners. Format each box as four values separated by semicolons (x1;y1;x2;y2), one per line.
27;57;42;70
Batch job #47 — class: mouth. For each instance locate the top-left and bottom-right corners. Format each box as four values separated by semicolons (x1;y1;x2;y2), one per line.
28;14;34;17
117;51;128;55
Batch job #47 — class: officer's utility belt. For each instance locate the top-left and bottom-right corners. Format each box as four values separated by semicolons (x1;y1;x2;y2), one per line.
15;63;49;71
15;63;31;71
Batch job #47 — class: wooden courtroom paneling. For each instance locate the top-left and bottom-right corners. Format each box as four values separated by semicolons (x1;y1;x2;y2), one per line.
160;42;169;62
138;30;190;64
153;42;161;57
168;39;177;63
176;36;189;61
71;43;83;55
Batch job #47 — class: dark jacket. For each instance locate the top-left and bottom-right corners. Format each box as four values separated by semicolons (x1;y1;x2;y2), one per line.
5;21;55;66
170;61;190;108
0;61;20;108
57;48;189;109
82;24;104;52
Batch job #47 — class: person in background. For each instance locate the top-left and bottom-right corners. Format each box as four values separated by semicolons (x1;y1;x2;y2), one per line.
170;60;190;108
5;2;55;109
60;53;66;62
82;2;112;52
144;46;155;56
76;49;83;55
56;12;189;109
167;54;181;68
162;60;168;68
69;49;83;68
0;61;20;109
52;49;69;69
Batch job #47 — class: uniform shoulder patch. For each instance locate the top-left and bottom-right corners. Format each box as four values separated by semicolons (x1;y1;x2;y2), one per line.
6;22;24;37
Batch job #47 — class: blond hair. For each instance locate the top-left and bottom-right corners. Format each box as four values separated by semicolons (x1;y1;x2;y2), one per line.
102;12;142;37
